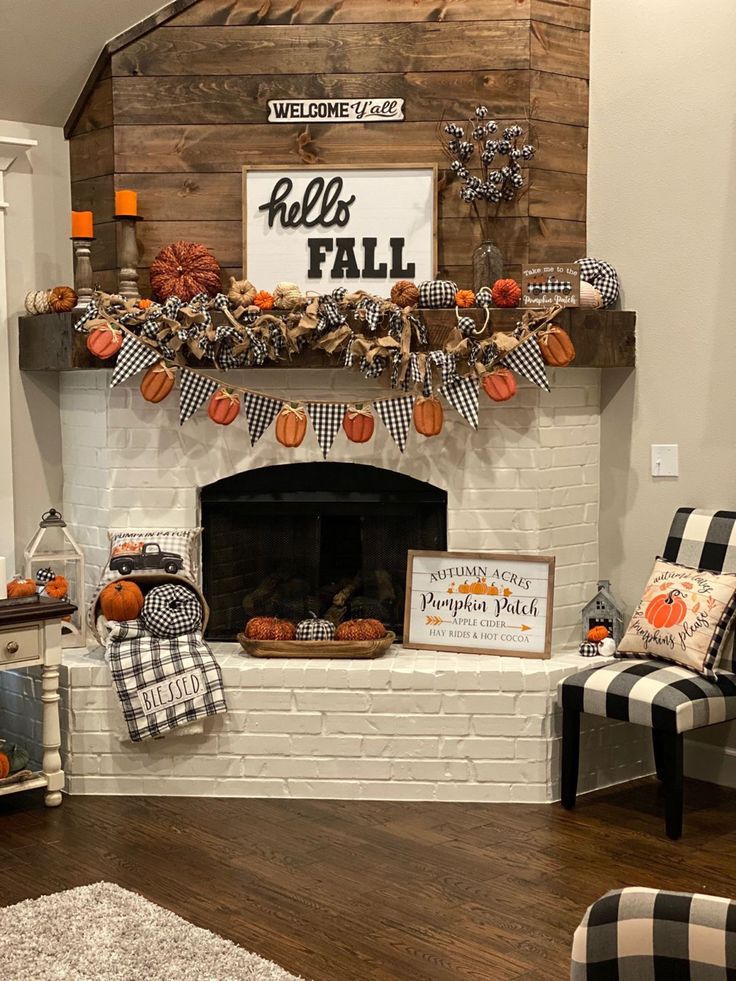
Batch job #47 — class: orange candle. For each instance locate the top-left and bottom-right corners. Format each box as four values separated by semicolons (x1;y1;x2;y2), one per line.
115;190;137;216
71;211;93;238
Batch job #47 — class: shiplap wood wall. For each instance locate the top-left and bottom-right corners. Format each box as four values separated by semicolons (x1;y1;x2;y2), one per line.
67;0;589;295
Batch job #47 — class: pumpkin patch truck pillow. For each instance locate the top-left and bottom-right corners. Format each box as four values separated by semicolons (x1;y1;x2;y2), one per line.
616;558;736;677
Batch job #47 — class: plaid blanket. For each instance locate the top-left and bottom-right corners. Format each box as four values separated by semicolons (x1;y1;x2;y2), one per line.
105;620;227;742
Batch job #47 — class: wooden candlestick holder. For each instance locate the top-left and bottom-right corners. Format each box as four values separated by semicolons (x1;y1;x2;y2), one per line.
115;215;143;301
71;237;95;308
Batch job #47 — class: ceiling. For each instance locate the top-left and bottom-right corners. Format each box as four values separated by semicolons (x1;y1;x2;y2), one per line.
0;0;170;127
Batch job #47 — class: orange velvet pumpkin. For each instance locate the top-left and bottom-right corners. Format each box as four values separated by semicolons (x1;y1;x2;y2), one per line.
100;580;145;622
275;404;308;447
208;388;240;426
538;325;576;367
482;369;517;403
413;396;444;437
44;575;69;600
140;362;176;403
0;753;9;780
244;617;296;640
253;291;274;310
491;278;522;308
342;405;375;443
455;289;476;308
587;625;610;642
86;325;123;360
49;286;78;313
6;577;37;599
335;618;386;641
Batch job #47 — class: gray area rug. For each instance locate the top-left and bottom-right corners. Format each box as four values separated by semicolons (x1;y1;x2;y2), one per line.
0;881;304;980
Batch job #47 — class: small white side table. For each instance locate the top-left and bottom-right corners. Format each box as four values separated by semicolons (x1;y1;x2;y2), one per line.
0;596;76;807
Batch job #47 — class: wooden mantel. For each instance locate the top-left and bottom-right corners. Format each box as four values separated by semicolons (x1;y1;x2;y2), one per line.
18;308;635;371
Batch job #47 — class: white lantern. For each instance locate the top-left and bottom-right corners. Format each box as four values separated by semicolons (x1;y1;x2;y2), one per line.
24;508;86;648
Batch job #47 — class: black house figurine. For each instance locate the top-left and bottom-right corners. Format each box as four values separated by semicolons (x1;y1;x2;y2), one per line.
582;580;624;645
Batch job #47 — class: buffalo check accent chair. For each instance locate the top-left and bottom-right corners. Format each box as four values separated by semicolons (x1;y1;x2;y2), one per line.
559;509;736;839
571;887;736;980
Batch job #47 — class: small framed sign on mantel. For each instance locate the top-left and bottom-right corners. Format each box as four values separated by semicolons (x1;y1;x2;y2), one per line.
403;550;555;658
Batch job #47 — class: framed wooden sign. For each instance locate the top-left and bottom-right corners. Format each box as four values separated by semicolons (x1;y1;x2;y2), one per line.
521;264;580;308
403;550;555;659
243;164;437;294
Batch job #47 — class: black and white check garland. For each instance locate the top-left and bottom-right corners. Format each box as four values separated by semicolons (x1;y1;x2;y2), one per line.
306;402;348;458
110;334;160;388
179;370;218;426
243;392;283;446
375;396;416;453
500;335;550;392
442;375;480;429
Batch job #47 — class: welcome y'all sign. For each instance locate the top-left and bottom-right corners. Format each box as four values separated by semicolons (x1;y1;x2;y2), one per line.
403;551;555;658
243;165;437;293
267;98;404;123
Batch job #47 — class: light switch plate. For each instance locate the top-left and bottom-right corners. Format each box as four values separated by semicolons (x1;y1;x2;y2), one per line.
651;444;679;477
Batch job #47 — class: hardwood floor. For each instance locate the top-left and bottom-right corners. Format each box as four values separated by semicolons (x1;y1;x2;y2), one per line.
3;779;736;980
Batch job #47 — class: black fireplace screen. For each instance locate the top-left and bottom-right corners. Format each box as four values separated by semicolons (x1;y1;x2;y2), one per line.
200;463;447;640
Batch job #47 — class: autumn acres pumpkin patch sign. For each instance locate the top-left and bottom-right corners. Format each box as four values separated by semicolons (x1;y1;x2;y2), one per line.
403;551;555;658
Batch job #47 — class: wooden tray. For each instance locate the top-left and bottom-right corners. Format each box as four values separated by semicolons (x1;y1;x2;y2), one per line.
237;631;396;659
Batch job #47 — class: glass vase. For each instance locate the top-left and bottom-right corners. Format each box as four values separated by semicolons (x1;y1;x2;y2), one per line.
472;240;504;293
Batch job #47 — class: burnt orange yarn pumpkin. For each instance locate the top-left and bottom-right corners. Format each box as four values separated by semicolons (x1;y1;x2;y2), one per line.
0;753;9;780
140;362;176;403
44;575;69;600
455;289;476;308
587;625;610;642
413;396;444;437
7;577;37;599
253;291;274;310
208;388;240;426
100;580;145;621
390;280;419;307
149;240;222;302
491;279;522;308
482;369;517;403
245;617;296;640
87;325;123;360
275;403;308;447
538;325;576;367
342;404;375;443
49;286;78;313
335;618;386;641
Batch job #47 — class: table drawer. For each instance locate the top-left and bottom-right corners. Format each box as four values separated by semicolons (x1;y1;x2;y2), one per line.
0;626;41;665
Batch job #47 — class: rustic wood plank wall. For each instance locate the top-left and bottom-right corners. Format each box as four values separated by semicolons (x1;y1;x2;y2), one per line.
68;0;589;296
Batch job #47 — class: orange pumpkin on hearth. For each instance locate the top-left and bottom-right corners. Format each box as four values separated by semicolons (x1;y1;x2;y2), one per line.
275;404;308;447
335;619;386;641
100;580;145;621
140;362;176;403
482;369;517;403
244;617;296;640
342;405;375;444
538;326;576;367
208;389;241;426
6;577;37;599
413;396;444;437
86;325;123;360
587;625;610;642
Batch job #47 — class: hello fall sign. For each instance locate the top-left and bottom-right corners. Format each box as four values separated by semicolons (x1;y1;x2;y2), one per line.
243;165;437;293
403;551;555;658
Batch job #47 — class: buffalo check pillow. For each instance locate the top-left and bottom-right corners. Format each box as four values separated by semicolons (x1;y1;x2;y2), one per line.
616;557;736;678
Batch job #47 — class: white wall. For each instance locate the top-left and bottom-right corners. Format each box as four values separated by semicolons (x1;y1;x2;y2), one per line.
1;120;71;565
590;2;736;771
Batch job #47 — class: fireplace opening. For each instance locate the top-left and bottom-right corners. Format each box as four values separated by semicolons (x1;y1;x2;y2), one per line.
200;463;447;641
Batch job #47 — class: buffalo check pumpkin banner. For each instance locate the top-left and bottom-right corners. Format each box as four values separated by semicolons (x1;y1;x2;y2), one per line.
500;336;550;392
375;396;415;453
441;376;480;429
306;402;347;458
243;392;283;446
110;334;160;388
616;557;736;678
179;370;218;426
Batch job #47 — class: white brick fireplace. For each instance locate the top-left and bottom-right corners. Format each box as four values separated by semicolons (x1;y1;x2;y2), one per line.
0;364;654;801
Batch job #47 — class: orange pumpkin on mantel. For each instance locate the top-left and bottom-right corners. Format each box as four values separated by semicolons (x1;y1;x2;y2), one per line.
6;577;37;600
275;403;308;447
538;325;576;367
482;368;517;403
244;617;296;640
140;362;176;403
208;388;241;426
335;618;386;641
413;396;444;437
86;325;123;360
342;404;375;444
99;580;145;622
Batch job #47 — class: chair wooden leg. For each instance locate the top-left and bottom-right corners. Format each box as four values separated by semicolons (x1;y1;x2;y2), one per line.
663;732;684;840
652;728;666;781
561;706;581;810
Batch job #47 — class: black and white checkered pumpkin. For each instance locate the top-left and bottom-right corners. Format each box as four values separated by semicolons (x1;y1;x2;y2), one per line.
35;567;55;585
141;584;203;638
418;280;458;309
575;257;620;308
295;614;336;641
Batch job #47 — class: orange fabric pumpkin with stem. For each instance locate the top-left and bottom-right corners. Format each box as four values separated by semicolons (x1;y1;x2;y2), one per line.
208;388;241;426
491;279;522;308
587;625;610;642
100;580;145;621
140;362;176;403
455;289;476;308
275;403;308;447
7;577;37;599
87;325;123;360
482;369;517;403
538;325;576;367
413;396;444;437
44;575;69;600
342;404;375;443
